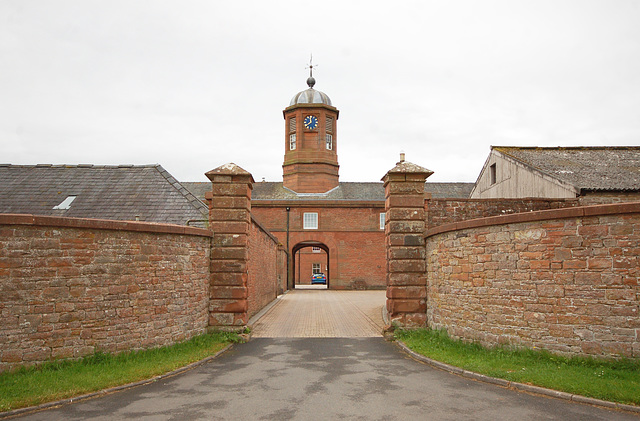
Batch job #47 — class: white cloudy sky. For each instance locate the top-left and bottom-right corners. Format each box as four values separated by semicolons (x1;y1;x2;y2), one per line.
2;0;639;184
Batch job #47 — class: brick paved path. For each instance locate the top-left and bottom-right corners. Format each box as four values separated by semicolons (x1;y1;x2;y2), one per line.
251;290;386;337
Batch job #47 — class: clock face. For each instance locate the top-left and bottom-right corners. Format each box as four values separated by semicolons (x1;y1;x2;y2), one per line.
303;115;318;130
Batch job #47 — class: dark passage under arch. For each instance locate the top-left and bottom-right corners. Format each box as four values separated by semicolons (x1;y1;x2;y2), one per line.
291;241;330;289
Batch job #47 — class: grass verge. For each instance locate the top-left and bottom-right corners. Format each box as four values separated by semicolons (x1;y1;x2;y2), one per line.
0;331;240;413
395;328;640;406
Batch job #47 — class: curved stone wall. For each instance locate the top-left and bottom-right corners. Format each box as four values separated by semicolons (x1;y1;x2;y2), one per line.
0;214;212;372
425;203;640;358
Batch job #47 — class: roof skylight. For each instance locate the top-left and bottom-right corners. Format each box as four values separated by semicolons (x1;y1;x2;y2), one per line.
53;195;77;210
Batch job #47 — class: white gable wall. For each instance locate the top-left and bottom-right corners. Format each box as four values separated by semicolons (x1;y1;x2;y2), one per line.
470;150;579;199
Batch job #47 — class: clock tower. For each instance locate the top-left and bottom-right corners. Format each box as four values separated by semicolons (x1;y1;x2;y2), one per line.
282;72;339;193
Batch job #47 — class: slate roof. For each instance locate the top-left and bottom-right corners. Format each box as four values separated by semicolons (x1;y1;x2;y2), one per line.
425;183;474;199
494;146;640;192
182;181;473;201
253;182;385;201
0;164;208;226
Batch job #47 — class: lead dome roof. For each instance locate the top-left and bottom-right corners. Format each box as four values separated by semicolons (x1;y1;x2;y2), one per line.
289;77;332;106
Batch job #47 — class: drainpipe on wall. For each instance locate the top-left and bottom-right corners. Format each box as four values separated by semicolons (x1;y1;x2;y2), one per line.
286;207;291;291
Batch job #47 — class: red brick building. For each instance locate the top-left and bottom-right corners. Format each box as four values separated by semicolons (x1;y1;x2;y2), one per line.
176;74;471;291
247;74;386;288
248;75;470;289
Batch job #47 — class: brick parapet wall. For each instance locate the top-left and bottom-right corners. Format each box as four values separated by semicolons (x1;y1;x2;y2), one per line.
0;215;212;372
247;219;287;319
425;202;640;359
426;198;578;229
579;191;640;205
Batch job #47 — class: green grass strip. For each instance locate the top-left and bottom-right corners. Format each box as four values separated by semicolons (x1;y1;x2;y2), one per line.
395;328;640;406
0;331;240;413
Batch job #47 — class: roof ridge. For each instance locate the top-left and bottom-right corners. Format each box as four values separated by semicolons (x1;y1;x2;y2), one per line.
0;163;161;169
493;146;640;151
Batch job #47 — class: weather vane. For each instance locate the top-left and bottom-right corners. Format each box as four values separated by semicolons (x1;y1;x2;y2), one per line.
305;54;317;88
306;54;317;77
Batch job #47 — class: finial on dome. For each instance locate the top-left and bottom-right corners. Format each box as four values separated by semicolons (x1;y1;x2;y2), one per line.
306;54;316;88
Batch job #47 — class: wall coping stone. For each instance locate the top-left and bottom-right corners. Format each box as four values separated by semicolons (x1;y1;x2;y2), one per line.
425;201;640;238
0;213;213;237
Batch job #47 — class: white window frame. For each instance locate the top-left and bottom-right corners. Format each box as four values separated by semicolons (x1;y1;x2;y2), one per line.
312;246;321;253
289;133;296;150
325;134;333;150
303;212;318;229
379;212;386;230
312;263;321;274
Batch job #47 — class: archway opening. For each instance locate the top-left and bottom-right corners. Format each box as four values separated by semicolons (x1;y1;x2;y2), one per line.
291;241;330;289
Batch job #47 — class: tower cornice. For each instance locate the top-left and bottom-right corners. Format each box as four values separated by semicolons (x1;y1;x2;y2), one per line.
283;103;339;118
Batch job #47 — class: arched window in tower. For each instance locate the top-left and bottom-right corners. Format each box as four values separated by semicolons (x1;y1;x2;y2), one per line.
289;117;297;150
325;117;333;150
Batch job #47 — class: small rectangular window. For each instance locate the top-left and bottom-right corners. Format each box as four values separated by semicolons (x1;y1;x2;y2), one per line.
312;263;321;274
489;163;497;185
325;134;333;150
312;246;321;253
289;117;296;133
290;134;296;150
303;212;318;229
379;212;386;230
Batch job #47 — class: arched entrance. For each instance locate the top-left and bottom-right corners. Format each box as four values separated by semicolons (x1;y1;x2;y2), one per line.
291;241;330;289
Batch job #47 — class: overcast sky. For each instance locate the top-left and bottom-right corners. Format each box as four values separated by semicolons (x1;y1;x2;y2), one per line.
2;1;639;184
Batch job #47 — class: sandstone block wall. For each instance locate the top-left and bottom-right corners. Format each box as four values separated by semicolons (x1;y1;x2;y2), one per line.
425;203;640;359
0;214;212;372
426;198;578;229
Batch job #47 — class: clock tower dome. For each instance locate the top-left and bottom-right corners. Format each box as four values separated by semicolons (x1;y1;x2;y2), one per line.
282;72;339;193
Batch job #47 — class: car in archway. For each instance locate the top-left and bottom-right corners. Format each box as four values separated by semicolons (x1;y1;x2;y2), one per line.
311;273;327;285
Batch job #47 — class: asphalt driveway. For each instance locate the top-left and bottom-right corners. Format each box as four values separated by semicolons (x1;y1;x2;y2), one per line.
11;337;639;420
7;291;639;420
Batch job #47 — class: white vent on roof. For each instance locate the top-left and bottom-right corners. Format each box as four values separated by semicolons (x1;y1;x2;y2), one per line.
53;195;77;210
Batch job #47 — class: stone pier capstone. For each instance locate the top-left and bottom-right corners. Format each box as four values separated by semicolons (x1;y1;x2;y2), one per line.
205;163;254;331
382;158;433;329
